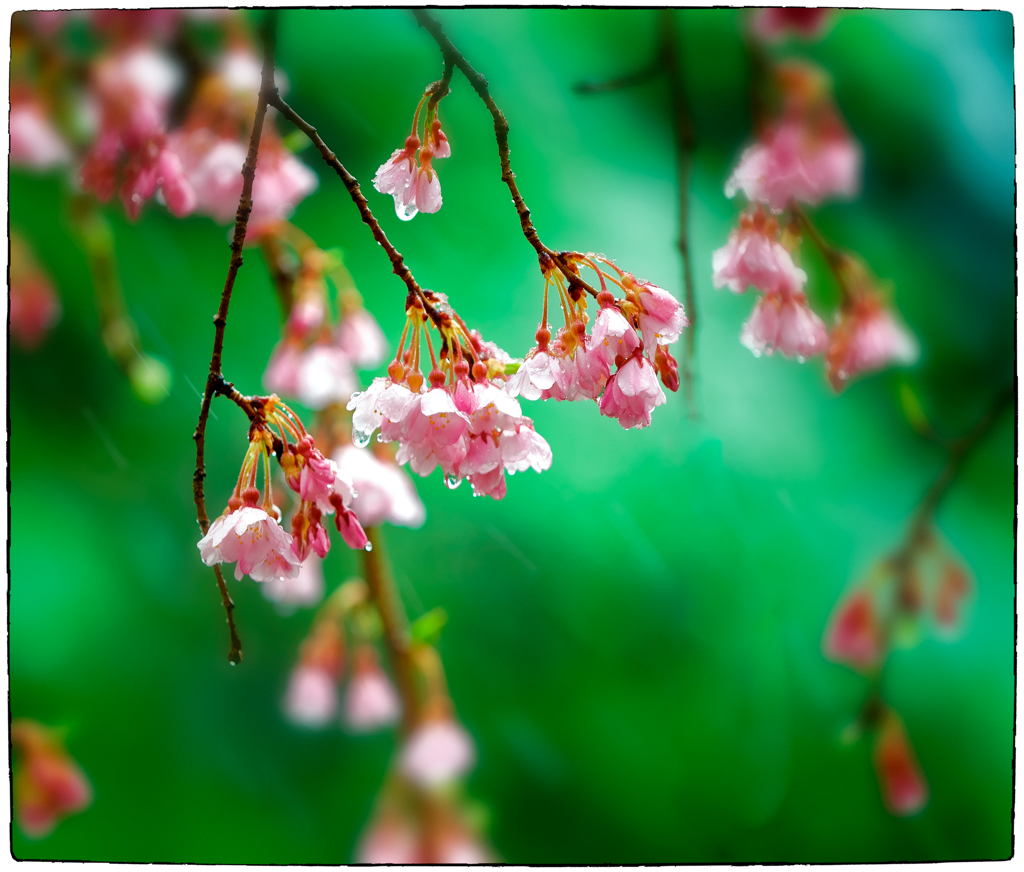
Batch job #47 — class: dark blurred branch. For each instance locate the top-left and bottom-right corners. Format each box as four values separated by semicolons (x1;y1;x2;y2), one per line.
192;12;278;665
660;9;699;419
413;9;599;299
362;527;419;736
573;10;700;415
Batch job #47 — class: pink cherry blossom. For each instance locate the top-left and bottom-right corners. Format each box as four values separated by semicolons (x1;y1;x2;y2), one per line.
506;349;573;401
296;344;358;410
388;387;471;477
332;445;426;529
825;297;918;392
263;341;304;398
197;505;301;583
712;217;808;296
740;292;828;360
395;152;442;221
823;588;885;672
263;555;325;608
343;648;402;732
357;813;421;864
399;718;476;788
10;101;72;170
284;664;338;728
633;279;688;350
590;306;641;365
726;119;861;211
430;119;451;159
373;136;420;206
348;377;420;445
599;354;667;430
337;309;388;369
873;711;928;816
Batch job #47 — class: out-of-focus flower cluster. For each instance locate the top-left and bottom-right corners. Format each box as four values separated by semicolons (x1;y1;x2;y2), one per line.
714;59;916;389
823;526;972;816
11;720;93;839
9;233;62;350
11;10;316;231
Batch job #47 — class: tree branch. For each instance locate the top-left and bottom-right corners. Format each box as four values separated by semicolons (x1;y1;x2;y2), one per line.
192;12;278;665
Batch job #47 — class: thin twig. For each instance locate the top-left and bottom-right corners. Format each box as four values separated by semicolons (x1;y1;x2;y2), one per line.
192;12;278;665
413;10;599;298
660;9;699;419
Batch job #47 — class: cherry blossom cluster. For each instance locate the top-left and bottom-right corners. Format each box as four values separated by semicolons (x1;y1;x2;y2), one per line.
373;84;451;220
198;396;368;585
263;228;388;410
508;253;686;428
714;60;917;388
357;642;487;863
11;719;93;839
823;526;972;815
349;294;553;500
284;579;402;732
11;11;316;231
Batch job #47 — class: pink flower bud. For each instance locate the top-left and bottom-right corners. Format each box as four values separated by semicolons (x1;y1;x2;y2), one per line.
872;710;928;816
12;720;92;839
284;664;338;728
343;647;401;732
400;718;476;788
823;588;885;672
10;101;71;170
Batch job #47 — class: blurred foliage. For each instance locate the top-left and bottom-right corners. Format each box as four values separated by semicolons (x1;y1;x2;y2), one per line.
9;8;1013;862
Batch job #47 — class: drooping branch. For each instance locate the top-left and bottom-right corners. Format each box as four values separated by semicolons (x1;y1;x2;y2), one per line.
265;92;448;328
412;10;599;299
192;12;278;665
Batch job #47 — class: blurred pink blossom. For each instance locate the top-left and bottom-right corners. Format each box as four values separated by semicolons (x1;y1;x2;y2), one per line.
399;718;476;788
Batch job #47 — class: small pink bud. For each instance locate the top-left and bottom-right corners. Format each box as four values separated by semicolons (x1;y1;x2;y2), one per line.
873;710;928;816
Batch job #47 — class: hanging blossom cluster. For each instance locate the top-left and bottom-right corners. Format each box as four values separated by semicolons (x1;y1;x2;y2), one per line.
198;396;368;585
373;85;451;220
11;720;93;839
11;11;317;233
357;643;488;863
713;59;917;388
263;226;389;411
822;527;973;815
348;251;685;498
284;579;402;732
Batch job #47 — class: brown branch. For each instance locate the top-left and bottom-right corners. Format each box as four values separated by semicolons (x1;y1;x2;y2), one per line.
192;12;277;665
660;9;699;419
413;10;599;299
361;527;419;736
265;91;447;328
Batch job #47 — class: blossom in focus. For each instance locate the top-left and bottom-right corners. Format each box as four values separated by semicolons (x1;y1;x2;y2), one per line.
712;207;807;295
399;717;476;788
198;487;301;583
872;709;928;816
373;135;442;220
823;587;885;672
10;99;72;170
599;353;667;430
10;233;62;349
333;445;426;529
343;646;402;732
825;292;918;392
740;291;828;360
750;7;832;42
11;720;92;839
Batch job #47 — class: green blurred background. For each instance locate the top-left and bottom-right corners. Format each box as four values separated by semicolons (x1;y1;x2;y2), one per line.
9;8;1014;863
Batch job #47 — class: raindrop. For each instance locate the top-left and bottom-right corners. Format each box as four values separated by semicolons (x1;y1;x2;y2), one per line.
838;370;849;381
353;429;373;448
350;391;364;402
795;354;806;364
444;474;463;490
396;202;418;222
364;541;373;552
376;433;386;443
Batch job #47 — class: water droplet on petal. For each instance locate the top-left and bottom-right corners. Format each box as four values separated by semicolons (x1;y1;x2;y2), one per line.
396;201;418;222
376;433;386;443
350;391;363;401
353;429;373;448
444;473;462;490
795;354;806;364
